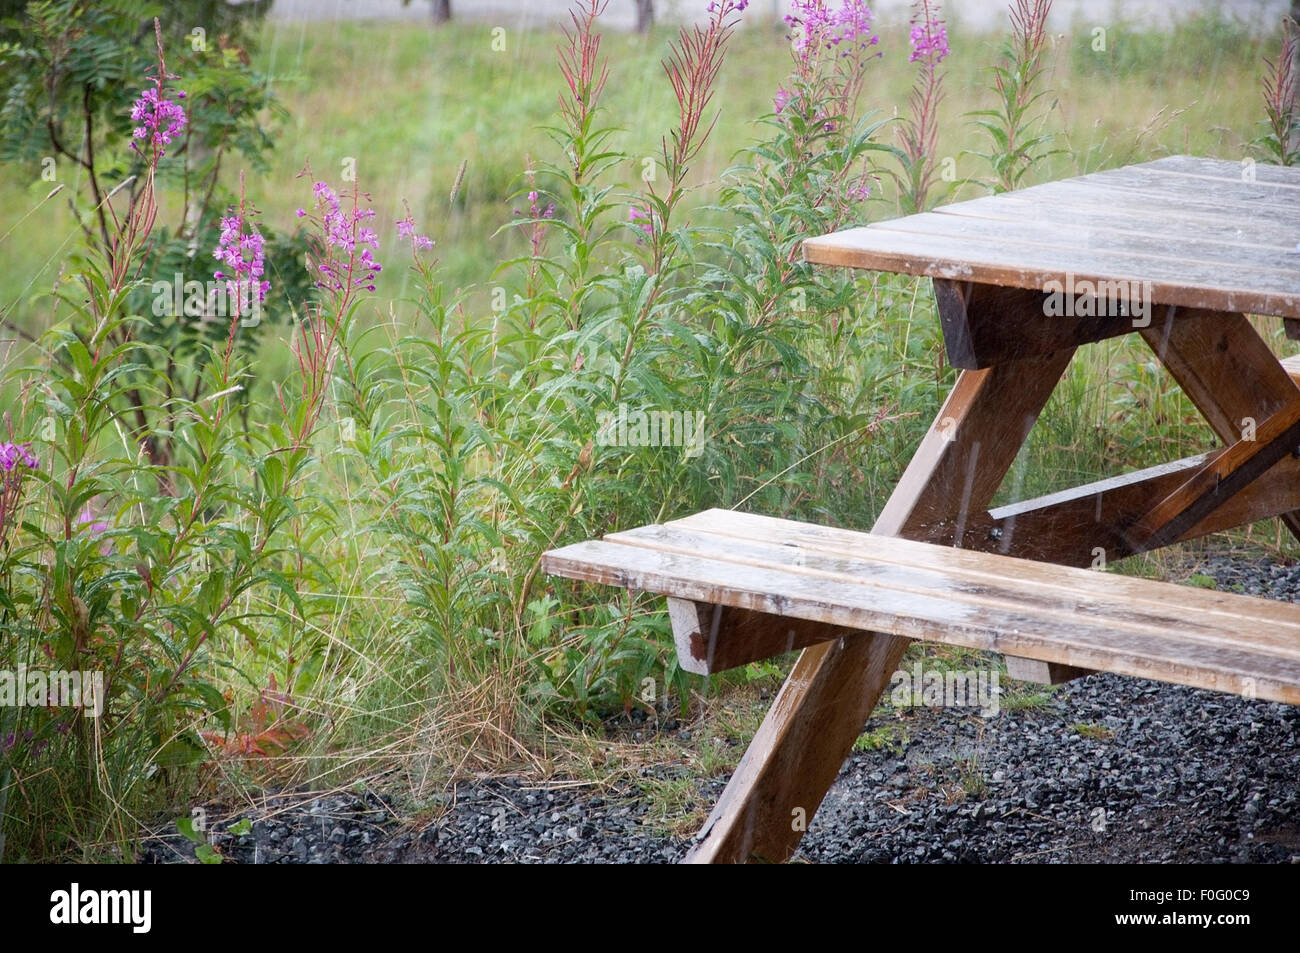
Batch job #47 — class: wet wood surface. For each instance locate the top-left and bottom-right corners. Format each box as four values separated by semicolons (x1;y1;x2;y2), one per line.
543;512;1300;703
802;155;1300;321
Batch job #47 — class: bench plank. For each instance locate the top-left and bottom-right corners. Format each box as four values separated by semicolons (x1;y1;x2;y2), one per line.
542;514;1300;705
666;509;1300;639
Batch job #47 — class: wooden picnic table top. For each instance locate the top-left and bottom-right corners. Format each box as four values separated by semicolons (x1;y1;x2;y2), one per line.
802;155;1300;320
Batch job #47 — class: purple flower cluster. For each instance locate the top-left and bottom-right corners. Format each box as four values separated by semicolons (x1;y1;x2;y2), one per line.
512;189;555;222
299;182;383;293
908;0;949;63
130;86;187;156
2;727;59;759
77;503;113;556
629;205;654;241
213;212;270;306
396;214;435;252
706;1;749;12
2;730;34;753
528;190;555;220
785;0;879;67
0;443;38;472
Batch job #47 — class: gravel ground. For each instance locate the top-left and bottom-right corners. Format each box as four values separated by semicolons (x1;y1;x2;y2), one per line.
141;553;1300;864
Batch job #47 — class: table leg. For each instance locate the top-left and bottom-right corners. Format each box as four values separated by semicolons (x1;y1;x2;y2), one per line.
683;347;1075;863
1138;308;1300;545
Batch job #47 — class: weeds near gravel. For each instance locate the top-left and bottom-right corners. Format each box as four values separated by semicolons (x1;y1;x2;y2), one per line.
1073;722;1115;741
999;685;1058;713
854;720;910;754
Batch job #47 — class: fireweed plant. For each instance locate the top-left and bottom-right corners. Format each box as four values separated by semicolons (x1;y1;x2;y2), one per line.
0;1;312;478
1258;16;1299;166
968;0;1060;193
0;25;352;861
894;0;950;213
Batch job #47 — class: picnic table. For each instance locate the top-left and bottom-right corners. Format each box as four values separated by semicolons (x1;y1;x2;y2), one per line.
543;155;1300;863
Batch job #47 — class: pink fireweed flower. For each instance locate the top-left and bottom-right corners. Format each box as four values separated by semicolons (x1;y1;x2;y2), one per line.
76;504;113;556
629;205;654;239
908;0;949;63
528;190;555;220
0;442;38;472
397;218;435;252
213;211;270;306
785;0;879;69
302;180;383;292
512;190;555;221
130;86;187;156
396;203;435;252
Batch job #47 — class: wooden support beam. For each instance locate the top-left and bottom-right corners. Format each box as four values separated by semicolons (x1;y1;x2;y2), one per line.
1124;402;1300;553
667;598;851;675
933;278;1145;370
1139;308;1300;548
683;348;1075;863
947;450;1300;566
1004;656;1092;685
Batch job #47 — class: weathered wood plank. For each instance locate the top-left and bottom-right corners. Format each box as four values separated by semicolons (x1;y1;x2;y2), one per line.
1004;657;1091;685
1086;163;1300;208
661;510;1300;640
934;192;1300;251
542;534;1300;702
684;632;899;864
885;209;1300;276
972;450;1300;565
1140;155;1300;187
1124;401;1300;552
802;156;1300;320
802;226;1300;320
1037;179;1300;232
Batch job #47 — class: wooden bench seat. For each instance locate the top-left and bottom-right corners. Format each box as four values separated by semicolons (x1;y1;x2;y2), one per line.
542;508;1300;705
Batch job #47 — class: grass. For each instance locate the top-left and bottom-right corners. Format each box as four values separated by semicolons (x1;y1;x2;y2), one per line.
854;720;910;754
1073;722;1116;741
999;683;1059;713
